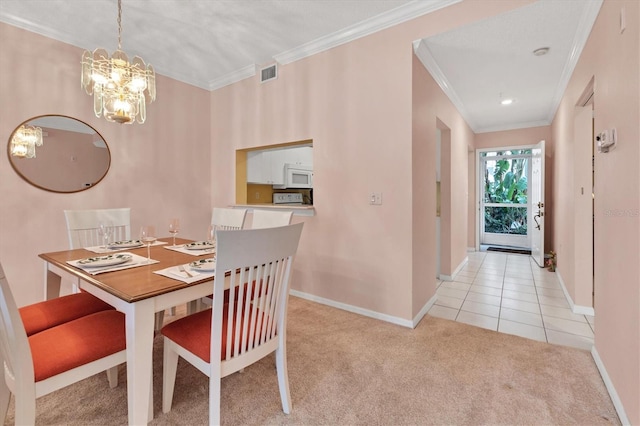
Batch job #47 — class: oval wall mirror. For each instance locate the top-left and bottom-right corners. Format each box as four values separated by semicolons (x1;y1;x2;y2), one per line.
7;115;110;193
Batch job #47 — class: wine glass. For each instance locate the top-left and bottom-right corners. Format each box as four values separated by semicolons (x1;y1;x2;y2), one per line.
98;221;113;250
139;225;157;263
207;224;216;252
168;218;180;247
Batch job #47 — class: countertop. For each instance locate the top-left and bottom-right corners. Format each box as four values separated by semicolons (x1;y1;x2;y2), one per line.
230;203;316;216
231;204;315;216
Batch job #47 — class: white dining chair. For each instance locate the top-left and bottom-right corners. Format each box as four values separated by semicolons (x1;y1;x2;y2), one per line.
0;262;127;425
211;207;247;231
161;222;304;424
195;208;248;311
64;207;170;328
250;209;293;229
64;208;131;249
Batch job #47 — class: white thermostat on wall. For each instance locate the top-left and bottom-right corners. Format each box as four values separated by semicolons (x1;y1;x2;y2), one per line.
596;128;617;153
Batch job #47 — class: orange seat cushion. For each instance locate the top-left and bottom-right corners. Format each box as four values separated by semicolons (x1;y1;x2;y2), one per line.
20;292;115;336
29;310;126;382
161;303;266;363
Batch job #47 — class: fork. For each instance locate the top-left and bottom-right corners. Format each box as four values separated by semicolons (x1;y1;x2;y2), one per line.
178;264;194;278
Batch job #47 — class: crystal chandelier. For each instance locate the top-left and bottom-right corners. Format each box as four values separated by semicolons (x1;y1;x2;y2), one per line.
81;0;156;124
11;124;43;158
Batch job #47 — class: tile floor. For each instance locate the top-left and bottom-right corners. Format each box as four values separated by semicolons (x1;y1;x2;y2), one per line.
428;251;595;351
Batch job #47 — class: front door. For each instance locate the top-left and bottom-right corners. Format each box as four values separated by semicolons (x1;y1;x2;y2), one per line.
530;140;545;267
480;149;531;249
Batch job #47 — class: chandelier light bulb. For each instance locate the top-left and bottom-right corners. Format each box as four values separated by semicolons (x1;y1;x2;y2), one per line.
11;124;43;158
12;144;28;158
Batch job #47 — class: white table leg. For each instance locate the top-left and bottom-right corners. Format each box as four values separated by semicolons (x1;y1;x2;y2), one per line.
125;298;155;425
44;264;61;300
44;263;81;300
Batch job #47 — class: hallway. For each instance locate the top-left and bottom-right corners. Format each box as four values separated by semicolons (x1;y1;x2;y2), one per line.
428;251;595;351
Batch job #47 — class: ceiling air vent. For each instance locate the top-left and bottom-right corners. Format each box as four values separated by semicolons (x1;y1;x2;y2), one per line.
260;64;277;83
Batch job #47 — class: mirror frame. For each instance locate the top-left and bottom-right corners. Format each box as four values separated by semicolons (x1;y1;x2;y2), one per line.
7;115;110;193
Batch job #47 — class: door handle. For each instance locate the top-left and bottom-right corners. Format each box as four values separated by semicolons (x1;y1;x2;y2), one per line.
533;210;544;230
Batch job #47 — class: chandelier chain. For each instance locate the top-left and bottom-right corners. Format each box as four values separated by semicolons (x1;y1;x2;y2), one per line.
117;0;122;50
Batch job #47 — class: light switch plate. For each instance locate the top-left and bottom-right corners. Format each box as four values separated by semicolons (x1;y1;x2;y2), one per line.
369;192;382;205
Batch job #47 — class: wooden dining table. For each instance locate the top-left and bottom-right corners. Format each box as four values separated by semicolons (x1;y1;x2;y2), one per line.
39;237;214;425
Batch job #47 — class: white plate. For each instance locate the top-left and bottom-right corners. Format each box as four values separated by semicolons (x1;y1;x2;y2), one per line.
184;241;215;250
189;257;216;272
77;254;133;268
108;240;143;249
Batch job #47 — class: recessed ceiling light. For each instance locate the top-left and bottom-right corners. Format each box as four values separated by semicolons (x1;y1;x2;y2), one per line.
501;99;514;105
533;47;550;56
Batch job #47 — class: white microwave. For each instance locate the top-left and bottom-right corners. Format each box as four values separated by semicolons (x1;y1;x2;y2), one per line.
273;164;313;189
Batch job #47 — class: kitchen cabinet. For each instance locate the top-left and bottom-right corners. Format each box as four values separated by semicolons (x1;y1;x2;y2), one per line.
246;151;266;184
246;145;313;185
247;150;285;185
278;146;313;166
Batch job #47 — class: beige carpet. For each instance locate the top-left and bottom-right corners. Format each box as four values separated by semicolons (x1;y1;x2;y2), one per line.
4;296;619;425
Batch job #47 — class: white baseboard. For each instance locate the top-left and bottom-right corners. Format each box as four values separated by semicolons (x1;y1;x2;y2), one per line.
467;247;476;252
572;304;595;316
556;269;595;316
290;290;414;328
412;294;438;328
439;255;469;282
591;346;630;425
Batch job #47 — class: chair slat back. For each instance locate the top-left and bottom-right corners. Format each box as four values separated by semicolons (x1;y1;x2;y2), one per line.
0;263;35;391
212;223;303;367
250;210;293;229
64;208;131;249
211;208;247;231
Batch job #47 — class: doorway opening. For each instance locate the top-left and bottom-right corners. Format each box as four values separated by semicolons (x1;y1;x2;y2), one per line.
478;148;532;251
574;78;595;311
436;119;451;279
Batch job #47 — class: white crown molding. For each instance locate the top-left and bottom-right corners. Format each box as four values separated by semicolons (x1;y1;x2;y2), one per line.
545;0;603;123
274;0;462;65
0;11;215;90
208;64;257;91
209;0;461;91
414;0;602;134
475;119;552;134
3;1;462;92
413;39;477;130
0;12;77;49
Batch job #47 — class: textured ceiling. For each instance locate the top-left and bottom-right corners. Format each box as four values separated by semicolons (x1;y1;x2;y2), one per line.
0;0;432;88
415;0;602;133
0;0;602;132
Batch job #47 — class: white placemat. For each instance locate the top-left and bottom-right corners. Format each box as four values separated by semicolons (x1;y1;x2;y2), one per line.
163;244;215;256
154;263;214;284
67;252;159;275
85;240;167;254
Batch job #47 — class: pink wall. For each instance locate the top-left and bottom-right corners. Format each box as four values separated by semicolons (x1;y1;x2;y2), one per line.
0;23;212;306
411;56;438;316
551;0;639;422
211;1;523;322
411;58;474;316
472;126;553;250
